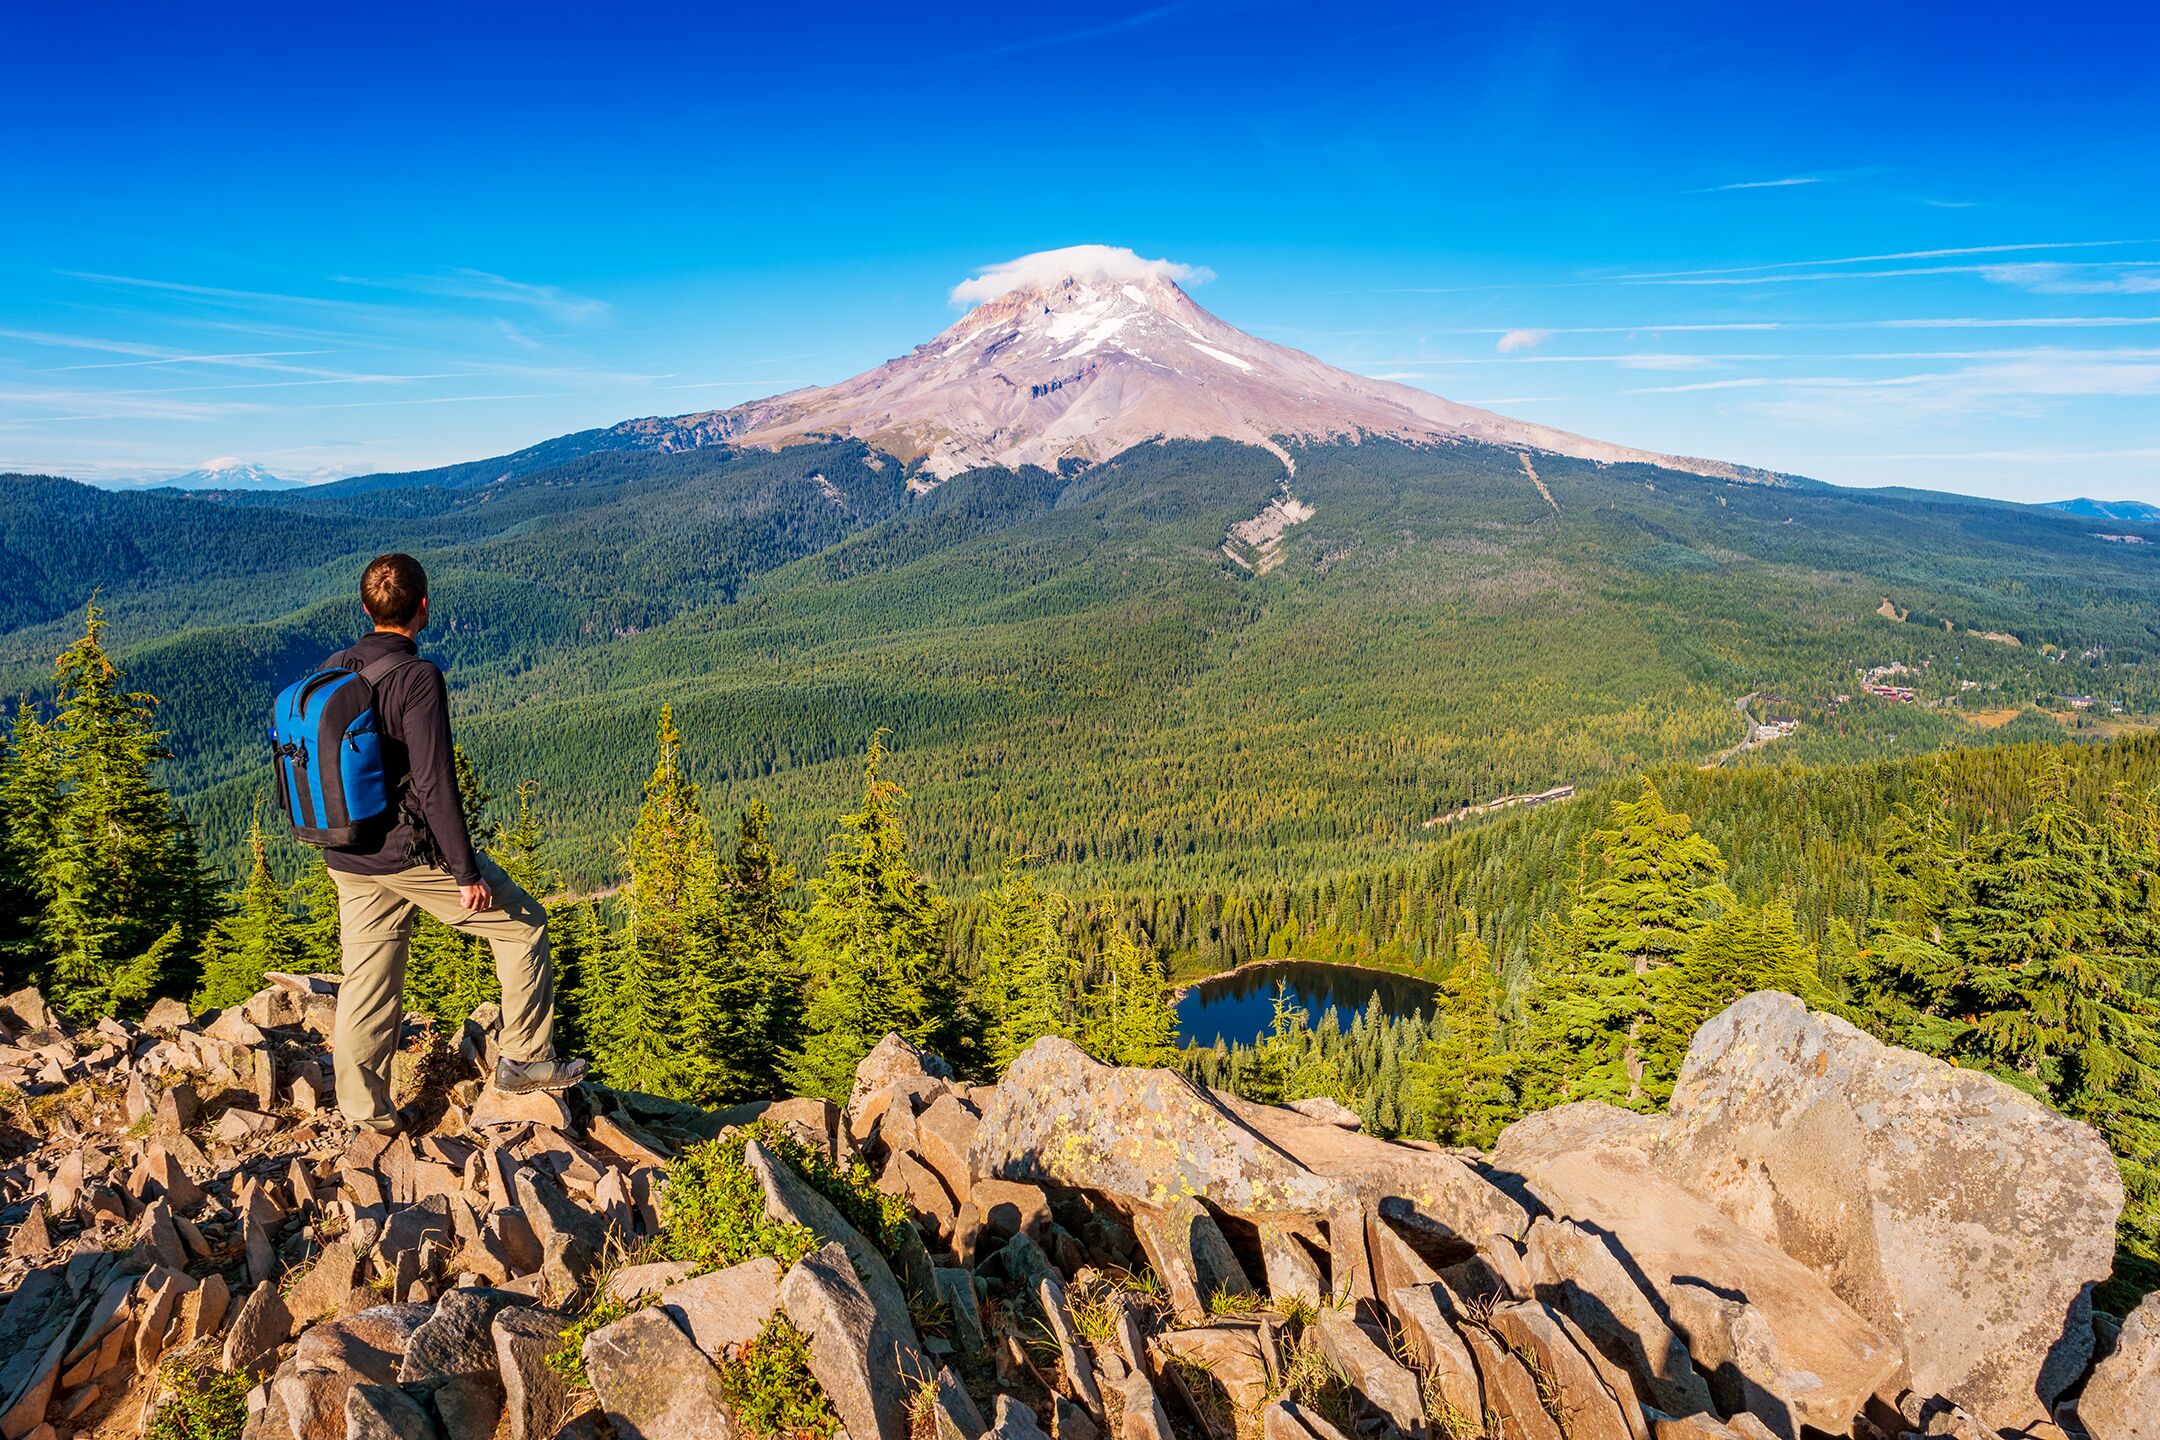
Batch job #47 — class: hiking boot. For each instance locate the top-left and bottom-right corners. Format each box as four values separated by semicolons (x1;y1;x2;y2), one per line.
493;1055;588;1094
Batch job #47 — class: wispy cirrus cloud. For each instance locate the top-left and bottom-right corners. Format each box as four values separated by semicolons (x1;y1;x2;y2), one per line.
331;269;611;324
1615;240;2146;281
1494;328;1549;353
1979;262;2160;296
1692;176;1821;192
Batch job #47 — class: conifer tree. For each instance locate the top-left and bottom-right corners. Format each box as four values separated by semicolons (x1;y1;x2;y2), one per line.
788;732;968;1099
1081;921;1178;1069
402;744;498;1026
290;860;343;974
592;705;726;1100
1520;780;1728;1107
712;800;804;1100
1408;932;1517;1145
1664;896;1830;1054
30;601;213;1016
981;856;1078;1071
0;704;58;984
196;806;304;1010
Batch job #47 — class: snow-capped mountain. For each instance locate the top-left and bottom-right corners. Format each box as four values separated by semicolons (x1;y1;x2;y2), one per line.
159;461;300;491
609;247;1777;486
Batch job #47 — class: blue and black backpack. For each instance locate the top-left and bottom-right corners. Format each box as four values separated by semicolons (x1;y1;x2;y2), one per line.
269;654;420;847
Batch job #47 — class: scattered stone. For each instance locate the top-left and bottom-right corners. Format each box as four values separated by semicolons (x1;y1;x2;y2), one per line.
1313;1304;1424;1435
399;1285;522;1438
471;1085;574;1132
746;1137;915;1335
656;1256;783;1354
345;1381;440;1440
492;1306;582;1440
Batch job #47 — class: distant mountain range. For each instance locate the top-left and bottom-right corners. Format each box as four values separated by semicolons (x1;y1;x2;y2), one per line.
2044;497;2160;523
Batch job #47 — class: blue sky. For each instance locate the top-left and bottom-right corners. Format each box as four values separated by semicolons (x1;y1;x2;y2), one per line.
3;0;2156;501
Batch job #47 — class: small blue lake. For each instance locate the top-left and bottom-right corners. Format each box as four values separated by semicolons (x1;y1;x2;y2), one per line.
1174;960;1439;1049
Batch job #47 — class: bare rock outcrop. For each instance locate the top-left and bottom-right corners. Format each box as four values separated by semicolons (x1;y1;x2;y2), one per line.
1658;991;2121;1433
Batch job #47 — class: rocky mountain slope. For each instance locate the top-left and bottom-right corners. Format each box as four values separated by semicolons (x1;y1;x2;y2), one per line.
0;982;2148;1440
600;254;1783;487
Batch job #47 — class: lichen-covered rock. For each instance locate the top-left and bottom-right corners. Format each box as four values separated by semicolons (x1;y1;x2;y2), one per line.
1658;992;2123;1433
972;1036;1338;1221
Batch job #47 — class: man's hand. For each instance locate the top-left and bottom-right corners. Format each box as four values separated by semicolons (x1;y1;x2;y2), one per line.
460;880;494;912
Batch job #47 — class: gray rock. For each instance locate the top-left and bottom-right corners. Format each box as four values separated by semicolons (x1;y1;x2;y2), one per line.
781;1240;928;1440
1387;1284;1483;1422
582;1305;734;1440
224;1279;295;1375
492;1306;583;1440
655;1256;783;1355
971;1036;1339;1221
1259;1223;1325;1306
847;1032;953;1132
1131;1195;1252;1324
991;1394;1050;1440
344;1382;440;1440
1489;1299;1637;1440
1224;1090;1527;1256
1657;992;2123;1433
1521;1216;1714;1420
1312;1305;1423;1436
398;1286;522;1438
268;1304;429;1440
2081;1289;2160;1439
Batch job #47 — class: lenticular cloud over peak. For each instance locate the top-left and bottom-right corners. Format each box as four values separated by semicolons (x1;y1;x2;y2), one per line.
949;245;1215;305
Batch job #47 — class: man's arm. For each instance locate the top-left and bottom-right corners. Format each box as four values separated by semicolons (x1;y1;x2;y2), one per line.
402;664;482;888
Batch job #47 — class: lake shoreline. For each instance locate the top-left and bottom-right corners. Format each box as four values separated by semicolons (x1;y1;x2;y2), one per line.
1169;954;1436;1002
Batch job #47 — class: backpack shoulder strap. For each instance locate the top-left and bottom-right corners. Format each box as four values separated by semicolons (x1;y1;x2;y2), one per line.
351;652;427;689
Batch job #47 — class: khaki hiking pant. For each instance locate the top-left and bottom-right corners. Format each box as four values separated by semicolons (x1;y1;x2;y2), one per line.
330;855;556;1125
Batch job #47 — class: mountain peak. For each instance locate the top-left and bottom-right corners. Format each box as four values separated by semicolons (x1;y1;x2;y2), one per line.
618;246;1777;486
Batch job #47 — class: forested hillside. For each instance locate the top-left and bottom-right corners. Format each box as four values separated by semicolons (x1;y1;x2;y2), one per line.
5;434;2155;899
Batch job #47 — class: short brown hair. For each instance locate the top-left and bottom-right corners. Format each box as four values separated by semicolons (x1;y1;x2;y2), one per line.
362;553;428;628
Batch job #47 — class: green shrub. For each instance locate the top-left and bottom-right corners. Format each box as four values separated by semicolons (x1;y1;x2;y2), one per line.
660;1119;909;1272
146;1359;254;1440
717;1314;839;1440
546;1297;635;1390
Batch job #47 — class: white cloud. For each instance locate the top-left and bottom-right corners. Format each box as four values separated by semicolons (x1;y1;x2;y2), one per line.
1495;328;1549;353
950;246;1214;305
1696;176;1820;192
1979;262;2160;296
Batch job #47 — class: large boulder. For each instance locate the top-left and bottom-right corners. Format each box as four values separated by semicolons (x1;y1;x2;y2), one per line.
1658;992;2122;1432
970;1036;1338;1221
1493;1103;1899;1438
582;1305;734;1440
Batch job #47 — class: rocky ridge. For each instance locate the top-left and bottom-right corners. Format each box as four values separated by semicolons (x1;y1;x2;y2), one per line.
0;983;2148;1440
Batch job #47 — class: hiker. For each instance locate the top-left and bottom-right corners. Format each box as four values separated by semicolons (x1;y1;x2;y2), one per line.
306;553;583;1133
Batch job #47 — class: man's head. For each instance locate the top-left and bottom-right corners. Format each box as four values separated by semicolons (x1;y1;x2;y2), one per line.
361;553;429;634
